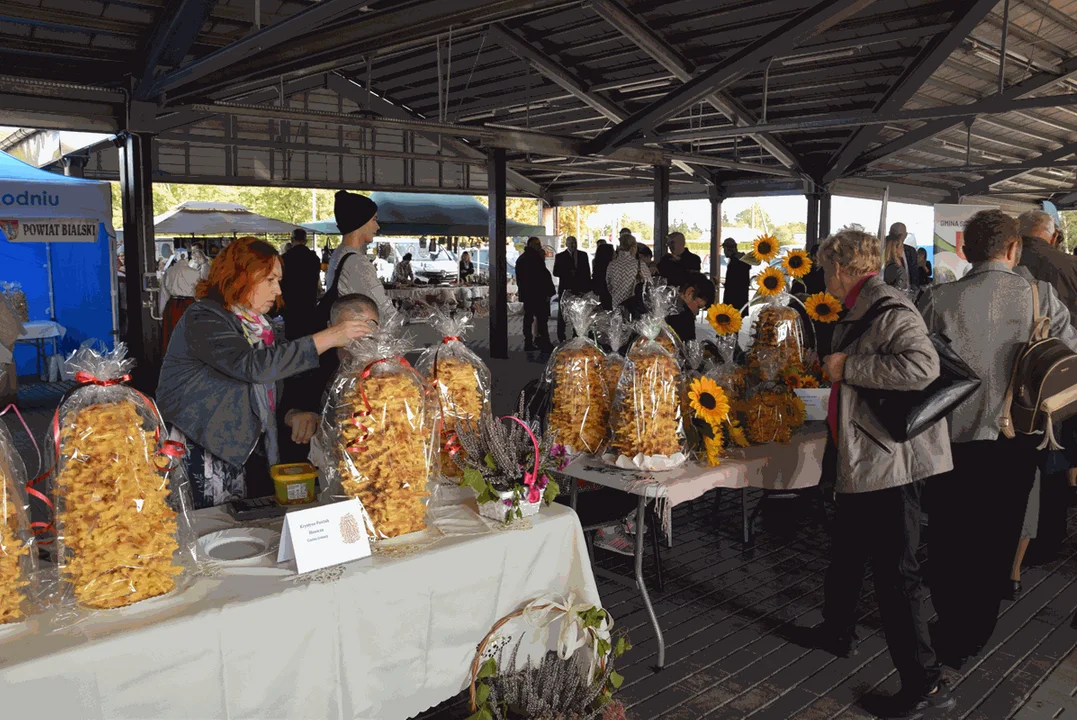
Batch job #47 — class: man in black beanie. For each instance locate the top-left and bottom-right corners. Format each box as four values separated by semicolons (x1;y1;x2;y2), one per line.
325;191;391;319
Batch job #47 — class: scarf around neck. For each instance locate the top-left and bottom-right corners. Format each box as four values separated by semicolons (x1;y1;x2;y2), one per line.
231;305;280;466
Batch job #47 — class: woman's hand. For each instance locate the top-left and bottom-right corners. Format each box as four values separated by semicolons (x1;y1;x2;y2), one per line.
285;411;319;444
313;318;375;354
824;353;847;383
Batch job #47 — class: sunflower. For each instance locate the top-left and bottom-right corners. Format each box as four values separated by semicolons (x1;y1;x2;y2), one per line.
799;375;820;389
688;376;730;428
783;371;802;389
756;267;786;297
782;249;812;278
752;234;780;262
805;292;842;323
727;421;751;448
707;304;743;336
703;431;724;467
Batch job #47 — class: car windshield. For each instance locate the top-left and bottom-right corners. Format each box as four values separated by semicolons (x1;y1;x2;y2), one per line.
391;243;457;262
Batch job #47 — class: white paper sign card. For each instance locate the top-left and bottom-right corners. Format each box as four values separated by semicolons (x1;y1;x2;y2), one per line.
277;498;372;574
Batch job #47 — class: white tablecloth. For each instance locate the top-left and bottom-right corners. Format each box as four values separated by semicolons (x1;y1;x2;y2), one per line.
0;501;598;720
387;285;489;303
17;320;65;341
562;426;827;508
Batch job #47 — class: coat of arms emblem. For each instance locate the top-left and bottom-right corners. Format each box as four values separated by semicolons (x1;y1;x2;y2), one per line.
0;219;19;241
339;512;362;544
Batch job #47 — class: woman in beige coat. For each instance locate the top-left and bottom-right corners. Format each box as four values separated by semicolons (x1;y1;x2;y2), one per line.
795;228;954;720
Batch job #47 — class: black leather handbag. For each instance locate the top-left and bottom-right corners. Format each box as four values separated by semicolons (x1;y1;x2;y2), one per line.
835;298;981;442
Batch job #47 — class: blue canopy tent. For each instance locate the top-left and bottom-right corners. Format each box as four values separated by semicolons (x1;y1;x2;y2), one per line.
0;151;115;376
302;192;545;236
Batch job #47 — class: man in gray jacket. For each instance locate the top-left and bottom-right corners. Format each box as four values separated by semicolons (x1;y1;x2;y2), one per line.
919;210;1077;670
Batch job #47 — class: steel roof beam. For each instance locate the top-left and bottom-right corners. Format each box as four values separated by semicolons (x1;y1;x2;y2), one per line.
134;0;222;101
822;0;1000;183
582;0;875;157
851;54;1077;173
325;72;545;198
958;139;1077;196
588;0;805;175
859;159;1077;178
658;92;1077;142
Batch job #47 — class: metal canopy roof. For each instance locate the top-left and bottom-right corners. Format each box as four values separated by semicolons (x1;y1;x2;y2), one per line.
152;200;304;235
3;0;1077;209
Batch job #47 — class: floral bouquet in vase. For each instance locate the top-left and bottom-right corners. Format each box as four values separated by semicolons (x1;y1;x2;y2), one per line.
453;399;565;523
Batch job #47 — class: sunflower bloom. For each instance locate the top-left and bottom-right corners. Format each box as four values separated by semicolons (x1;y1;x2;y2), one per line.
756;267;786;297
707;304;742;336
799;375;820;389
784;372;801;389
704;432;724;467
805;292;842;323
688;376;730;428
752;235;779;262
727;421;750;448
782;249;812;278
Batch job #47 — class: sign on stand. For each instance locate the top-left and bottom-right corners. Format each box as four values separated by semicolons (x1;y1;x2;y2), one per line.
933;204;993;283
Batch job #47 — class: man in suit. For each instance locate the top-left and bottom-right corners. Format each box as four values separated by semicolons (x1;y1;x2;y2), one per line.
553;235;592;342
657;231;702;289
280;228;322;340
888;222;920;294
722;237;750;311
517;236;556;351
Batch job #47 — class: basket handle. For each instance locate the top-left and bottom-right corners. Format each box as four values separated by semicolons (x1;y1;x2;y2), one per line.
469;603;552;711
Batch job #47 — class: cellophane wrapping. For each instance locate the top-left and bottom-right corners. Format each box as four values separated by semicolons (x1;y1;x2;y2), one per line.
601;310;632;405
737;390;807;445
415;311;492;479
630;285;682;357
544;294;609;455
52;344;196;616
318;323;434;539
605;313;686;471
0;421;37;624
739;295;806;379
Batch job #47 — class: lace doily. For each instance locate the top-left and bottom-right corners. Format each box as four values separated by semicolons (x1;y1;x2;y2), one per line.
287;565;346;585
490;516;534;533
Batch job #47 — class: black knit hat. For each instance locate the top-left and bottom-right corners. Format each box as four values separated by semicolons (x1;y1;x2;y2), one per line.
334;191;378;235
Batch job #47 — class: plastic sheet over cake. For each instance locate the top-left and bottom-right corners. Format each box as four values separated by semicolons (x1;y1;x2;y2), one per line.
319;320;434;539
544;295;609;455
0;421;37;624
51;344;196;619
415;310;492;480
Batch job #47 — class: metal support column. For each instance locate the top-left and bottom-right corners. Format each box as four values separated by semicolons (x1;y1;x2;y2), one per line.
805;193;821;250
541;201;558;237
818;191;832;241
118;130;159;391
488;148;509;359
653;164;670;258
709;185;722;279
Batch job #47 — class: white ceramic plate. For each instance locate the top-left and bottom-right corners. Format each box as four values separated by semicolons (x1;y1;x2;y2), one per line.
199;528;280;566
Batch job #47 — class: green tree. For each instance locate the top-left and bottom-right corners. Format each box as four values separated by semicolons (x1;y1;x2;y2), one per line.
733;202;772;231
557;204;599;243
473;195;541;227
774;221;807;246
669;218;703;241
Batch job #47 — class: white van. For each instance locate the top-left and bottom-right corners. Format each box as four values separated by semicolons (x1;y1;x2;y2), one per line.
373;238;460;284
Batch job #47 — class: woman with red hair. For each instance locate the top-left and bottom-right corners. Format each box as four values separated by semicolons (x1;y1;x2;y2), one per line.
157;236;374;509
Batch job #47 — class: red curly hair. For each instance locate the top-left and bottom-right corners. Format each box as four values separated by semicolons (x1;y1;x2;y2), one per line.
196;236;281;309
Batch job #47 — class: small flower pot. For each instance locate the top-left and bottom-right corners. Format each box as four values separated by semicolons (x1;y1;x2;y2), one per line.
478;488;542;523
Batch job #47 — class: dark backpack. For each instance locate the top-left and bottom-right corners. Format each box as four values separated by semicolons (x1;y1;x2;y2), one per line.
315;253;358;331
1001;279;1077;449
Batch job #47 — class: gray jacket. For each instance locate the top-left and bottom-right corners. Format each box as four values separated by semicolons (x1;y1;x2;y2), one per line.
918;261;1077;443
156;299;320;468
832;275;953;493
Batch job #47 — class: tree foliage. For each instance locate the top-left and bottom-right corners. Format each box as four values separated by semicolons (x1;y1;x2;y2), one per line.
731;202;773;231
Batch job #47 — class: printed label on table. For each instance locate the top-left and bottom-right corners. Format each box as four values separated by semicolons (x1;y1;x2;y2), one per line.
277;498;371;574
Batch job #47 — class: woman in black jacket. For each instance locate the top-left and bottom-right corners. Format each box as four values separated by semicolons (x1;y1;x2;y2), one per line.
156;237;372;508
592;243;615;310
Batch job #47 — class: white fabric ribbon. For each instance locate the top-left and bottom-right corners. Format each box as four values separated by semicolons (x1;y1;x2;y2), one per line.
521;593;613;678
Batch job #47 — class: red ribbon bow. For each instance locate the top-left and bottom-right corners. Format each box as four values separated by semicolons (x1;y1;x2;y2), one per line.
74;371;132;387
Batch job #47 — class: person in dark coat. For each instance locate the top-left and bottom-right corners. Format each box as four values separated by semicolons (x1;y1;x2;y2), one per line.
665;273;716;343
280;228;323;340
657;232;702;289
516;236;555;351
888;222;920;294
721;237;750;311
592;243;615;311
553;236;592;342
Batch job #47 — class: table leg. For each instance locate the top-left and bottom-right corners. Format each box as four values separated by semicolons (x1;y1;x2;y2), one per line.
741;487;751;546
635;495;665;670
569;476;578;512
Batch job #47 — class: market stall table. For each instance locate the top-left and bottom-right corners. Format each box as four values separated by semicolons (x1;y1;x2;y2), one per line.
0;501;598;720
16;320;65;380
559;425;826;669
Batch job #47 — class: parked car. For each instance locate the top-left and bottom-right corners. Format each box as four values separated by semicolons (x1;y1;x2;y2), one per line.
373;238;460;284
471;246;519;279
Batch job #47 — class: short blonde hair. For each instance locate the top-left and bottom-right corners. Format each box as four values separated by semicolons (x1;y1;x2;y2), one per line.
818;228;881;276
618;234;637;252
